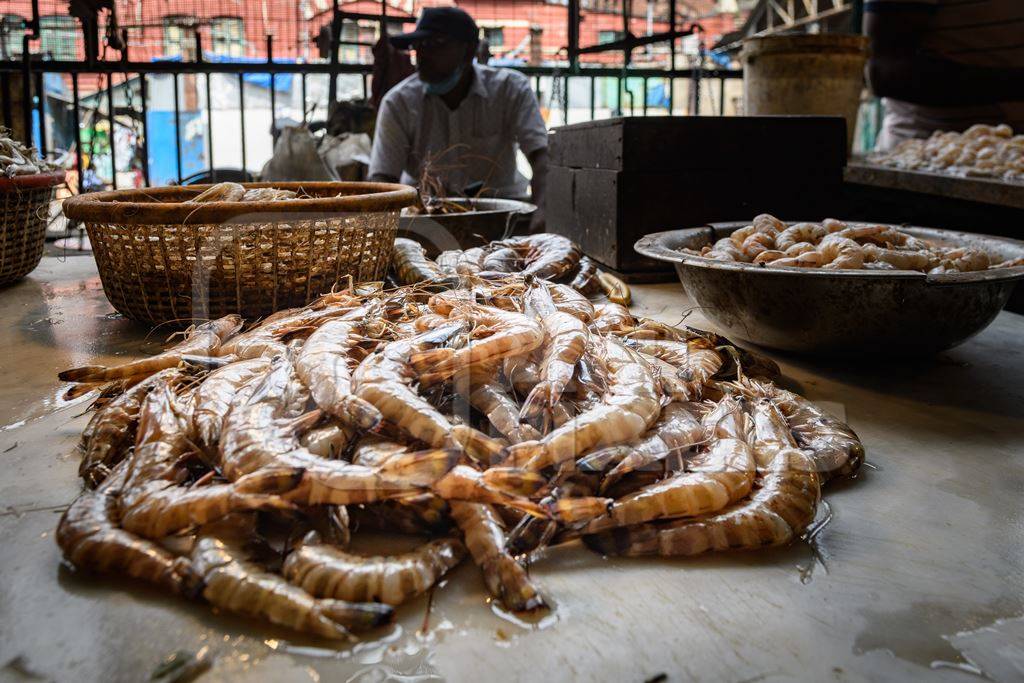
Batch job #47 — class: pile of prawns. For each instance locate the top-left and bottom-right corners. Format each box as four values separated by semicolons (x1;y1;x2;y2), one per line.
56;237;864;642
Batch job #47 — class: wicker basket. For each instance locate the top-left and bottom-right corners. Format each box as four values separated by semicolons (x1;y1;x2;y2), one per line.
0;171;65;287
62;181;417;324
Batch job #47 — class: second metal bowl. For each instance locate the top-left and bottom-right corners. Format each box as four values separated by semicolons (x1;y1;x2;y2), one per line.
634;223;1024;354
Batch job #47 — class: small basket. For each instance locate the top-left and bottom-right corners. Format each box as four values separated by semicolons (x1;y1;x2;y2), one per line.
62;181;417;324
0;171;65;287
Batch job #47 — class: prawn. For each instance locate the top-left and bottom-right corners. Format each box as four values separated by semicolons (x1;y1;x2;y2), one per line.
861;243;935;271
547;283;596;322
590;302;636;334
450;501;547;612
79;368;185;488
775;222;826;252
59;315;242;383
392;237;456;287
577;402;705;488
191;531;393;640
624;338;723;400
411;303;545;388
191;358;271;451
56;460;191;595
507;337;662;471
465;368;542;444
119;384;294;539
283;533;465;606
569;256;601;296
497;234;582;280
584;399;820;557
351;322;504;462
582;399;755;533
520;285;589;418
294;310;385;430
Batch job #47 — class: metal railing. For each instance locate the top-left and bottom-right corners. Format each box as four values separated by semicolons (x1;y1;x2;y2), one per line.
0;57;742;192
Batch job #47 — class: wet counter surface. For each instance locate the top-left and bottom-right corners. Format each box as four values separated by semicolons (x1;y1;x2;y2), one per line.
1;256;1022;683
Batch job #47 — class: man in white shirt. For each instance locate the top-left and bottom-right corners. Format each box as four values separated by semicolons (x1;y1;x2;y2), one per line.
368;7;549;230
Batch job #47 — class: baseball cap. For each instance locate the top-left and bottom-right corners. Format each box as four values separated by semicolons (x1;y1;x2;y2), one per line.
389;7;479;49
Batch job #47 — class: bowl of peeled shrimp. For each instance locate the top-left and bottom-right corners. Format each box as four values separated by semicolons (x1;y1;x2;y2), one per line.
634;214;1024;354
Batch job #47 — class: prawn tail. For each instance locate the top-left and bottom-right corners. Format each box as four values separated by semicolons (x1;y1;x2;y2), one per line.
59;365;109;383
319;599;395;631
340;396;383;431
481;467;548;496
549;497;613;525
233;467;306;495
287;409;323;435
64;381;104;400
449;425;506;465
378;448;460;487
518;383;552;420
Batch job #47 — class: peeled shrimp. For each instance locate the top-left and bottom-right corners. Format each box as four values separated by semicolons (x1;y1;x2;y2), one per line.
450;501;546;612
59;315;242;383
775;222;826;252
191;532;393;640
283;534;465;605
861;243;934;271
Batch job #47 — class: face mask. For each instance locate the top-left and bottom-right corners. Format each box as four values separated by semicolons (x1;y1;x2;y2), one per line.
424;63;466;96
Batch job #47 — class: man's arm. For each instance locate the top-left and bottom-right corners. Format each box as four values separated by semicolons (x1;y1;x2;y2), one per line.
866;5;1024;106
510;77;550;231
367;96;409;183
526;147;548;232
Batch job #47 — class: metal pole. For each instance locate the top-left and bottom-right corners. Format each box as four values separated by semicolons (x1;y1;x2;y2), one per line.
301;73;308;123
71;72;83;193
719;76;725;115
0;73;11;130
267;35;276;131
173;72;183;183
34;70;46;156
589;75;595;121
205;73;215;181
238;73;247;177
642;76;648;116
140;73;150;186
107;74;117;189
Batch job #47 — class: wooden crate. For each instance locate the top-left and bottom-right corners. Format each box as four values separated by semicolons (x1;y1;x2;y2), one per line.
547;116;847;278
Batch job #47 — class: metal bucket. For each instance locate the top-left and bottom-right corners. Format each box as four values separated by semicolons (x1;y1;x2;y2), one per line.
398;198;536;257
635;222;1024;354
742;34;869;153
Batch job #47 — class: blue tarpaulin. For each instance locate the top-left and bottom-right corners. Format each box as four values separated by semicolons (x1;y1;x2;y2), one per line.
154;54;295;92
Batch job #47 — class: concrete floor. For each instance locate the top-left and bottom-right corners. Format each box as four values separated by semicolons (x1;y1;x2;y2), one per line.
1;256;1022;682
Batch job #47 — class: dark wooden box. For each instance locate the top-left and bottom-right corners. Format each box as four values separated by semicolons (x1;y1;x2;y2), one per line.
546;116;848;278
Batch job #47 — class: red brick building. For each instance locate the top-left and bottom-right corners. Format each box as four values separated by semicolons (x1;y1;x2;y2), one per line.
1;0;741;72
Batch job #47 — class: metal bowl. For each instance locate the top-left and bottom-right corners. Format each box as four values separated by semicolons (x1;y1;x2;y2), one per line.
634;222;1024;354
399;198;536;257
